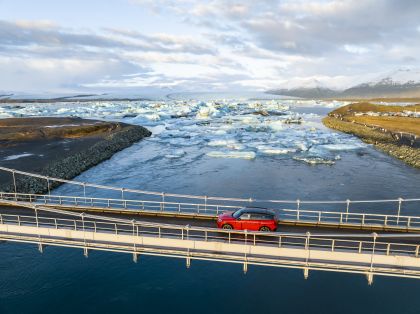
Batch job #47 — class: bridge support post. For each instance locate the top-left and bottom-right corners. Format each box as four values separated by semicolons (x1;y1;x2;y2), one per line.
397;198;403;224
346;199;350;222
133;253;138;263
367;273;373;285
47;178;51;196
368;232;378;285
84;247;88;258
12;171;17;201
304;268;309;279
243;261;248;274
38;242;43;253
186;256;191;269
296;199;300;221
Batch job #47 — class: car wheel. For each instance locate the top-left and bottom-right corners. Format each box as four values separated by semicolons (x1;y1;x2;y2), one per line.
222;224;233;230
259;226;271;232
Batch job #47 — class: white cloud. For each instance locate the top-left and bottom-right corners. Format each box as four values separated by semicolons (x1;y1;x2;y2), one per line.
1;0;420;92
344;45;370;54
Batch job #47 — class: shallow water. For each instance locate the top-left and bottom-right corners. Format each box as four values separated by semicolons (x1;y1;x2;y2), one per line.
1;94;420;314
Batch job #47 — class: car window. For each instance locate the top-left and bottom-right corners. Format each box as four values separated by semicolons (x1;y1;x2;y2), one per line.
232;209;245;219
240;213;251;220
250;213;263;220
251;213;274;220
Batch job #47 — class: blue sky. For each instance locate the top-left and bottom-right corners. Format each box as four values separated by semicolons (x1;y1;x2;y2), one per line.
0;0;420;93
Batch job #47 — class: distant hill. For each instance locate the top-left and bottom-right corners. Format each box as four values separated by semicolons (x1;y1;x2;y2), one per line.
267;87;340;99
269;68;420;99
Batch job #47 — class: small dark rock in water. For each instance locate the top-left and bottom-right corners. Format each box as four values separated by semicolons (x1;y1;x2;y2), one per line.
171;113;189;119
253;110;270;116
284;117;303;124
123;113;138;118
267;110;287;116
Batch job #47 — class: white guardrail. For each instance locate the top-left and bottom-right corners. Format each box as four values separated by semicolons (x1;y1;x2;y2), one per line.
1;192;420;230
1;166;420;205
1;205;420;283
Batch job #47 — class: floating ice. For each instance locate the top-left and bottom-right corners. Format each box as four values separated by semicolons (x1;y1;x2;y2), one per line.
3;153;34;161
196;105;218;119
206;151;256;159
257;146;296;155
208;139;237;147
293;156;335;165
164;149;186;159
320;143;365;151
147;124;166;136
266;120;284;132
0;97;365;165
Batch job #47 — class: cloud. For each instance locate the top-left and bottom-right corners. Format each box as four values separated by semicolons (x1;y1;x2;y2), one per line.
1;0;420;92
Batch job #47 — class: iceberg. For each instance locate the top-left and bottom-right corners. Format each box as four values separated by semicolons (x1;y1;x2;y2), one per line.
293;156;335;165
208;139;237;147
258;146;296;155
3;153;34;161
164;149;186;159
206;151;256;159
320;143;365;151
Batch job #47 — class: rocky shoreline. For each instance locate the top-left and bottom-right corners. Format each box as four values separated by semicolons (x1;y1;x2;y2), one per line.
0;118;151;194
323;116;420;168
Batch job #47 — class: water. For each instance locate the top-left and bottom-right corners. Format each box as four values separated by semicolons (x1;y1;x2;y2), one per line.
1;94;420;313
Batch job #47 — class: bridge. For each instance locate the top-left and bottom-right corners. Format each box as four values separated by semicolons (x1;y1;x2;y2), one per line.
1;166;420;284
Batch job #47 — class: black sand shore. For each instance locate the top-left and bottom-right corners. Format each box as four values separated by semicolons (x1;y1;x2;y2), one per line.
0;117;151;193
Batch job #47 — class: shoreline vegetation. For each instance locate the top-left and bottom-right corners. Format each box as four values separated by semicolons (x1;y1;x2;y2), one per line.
323;102;420;169
0;117;151;194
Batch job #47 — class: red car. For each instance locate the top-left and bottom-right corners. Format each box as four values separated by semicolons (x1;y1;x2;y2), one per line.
217;207;278;232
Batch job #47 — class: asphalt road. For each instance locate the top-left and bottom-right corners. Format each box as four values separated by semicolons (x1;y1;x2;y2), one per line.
1;205;420;244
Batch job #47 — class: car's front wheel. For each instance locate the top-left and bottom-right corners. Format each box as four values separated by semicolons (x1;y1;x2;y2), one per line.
222;224;233;230
259;226;271;232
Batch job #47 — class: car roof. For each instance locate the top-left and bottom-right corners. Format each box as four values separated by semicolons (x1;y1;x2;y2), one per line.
240;207;275;215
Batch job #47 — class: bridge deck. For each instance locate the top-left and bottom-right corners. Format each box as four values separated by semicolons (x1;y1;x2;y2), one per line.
1;204;420;283
1;192;420;233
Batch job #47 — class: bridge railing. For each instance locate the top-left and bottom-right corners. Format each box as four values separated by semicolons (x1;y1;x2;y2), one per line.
1;192;420;230
1;209;420;260
0;192;238;214
2;166;420;209
280;208;420;229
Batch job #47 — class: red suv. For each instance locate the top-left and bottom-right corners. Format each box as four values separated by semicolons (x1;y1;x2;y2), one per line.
217;207;278;232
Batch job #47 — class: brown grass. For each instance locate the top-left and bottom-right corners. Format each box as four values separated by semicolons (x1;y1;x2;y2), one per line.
349;116;420;137
327;102;420;136
330;102;420;116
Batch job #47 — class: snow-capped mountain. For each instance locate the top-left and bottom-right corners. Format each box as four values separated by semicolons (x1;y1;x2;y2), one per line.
269;67;420;99
369;67;420;86
268;77;341;98
342;68;420;98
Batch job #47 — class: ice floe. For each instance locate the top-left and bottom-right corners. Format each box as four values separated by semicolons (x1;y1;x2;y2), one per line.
206;151;256;159
3;153;34;161
0;97;366;165
164;149;186;159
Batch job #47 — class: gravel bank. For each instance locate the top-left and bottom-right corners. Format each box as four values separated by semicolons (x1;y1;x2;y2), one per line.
0;119;151;194
323;116;420;168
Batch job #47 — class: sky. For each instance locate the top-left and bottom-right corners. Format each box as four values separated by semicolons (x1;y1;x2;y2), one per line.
0;0;420;94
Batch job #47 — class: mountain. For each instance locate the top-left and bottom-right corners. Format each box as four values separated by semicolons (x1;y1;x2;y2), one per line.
267;77;341;98
267;87;340;98
268;68;420;99
341;68;420;98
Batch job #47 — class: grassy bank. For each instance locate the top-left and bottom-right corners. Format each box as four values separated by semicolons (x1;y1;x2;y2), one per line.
323;103;420;168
